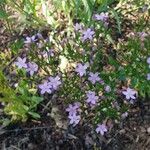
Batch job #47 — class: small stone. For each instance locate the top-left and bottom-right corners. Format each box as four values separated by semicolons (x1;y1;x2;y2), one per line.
119;129;126;134
147;127;150;134
140;126;146;133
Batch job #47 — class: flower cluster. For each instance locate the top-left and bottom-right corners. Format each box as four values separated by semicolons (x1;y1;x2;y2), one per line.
39;76;61;94
15;57;38;76
74;23;95;42
66;102;81;126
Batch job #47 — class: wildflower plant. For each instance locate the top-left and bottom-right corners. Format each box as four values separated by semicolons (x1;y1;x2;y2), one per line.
1;0;150;137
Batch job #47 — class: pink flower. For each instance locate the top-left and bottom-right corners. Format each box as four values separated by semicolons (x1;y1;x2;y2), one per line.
27;62;38;76
122;87;137;100
86;91;98;105
96;124;107;135
88;72;100;84
48;76;61;90
15;57;27;69
68;114;81;126
75;62;89;77
81;28;95;42
39;81;52;94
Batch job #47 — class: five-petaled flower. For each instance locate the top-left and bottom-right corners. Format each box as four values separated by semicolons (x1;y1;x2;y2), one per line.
96;124;107;135
39;81;52;94
66;103;80;115
86;91;99;106
68;113;81;126
75;62;89;77
94;12;109;22
81;28;95;42
27;62;38;76
122;87;137;100
48;76;61;90
88;72;101;84
66;104;78;115
15;57;27;69
74;23;83;32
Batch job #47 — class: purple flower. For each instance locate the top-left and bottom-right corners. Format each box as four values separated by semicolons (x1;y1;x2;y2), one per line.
41;51;48;58
122;87;137;100
66;102;81;115
15;57;27;69
75;62;89;77
24;35;37;44
48;76;61;90
147;57;150;64
137;32;148;41
74;23;83;32
121;112;128;119
41;49;54;58
147;73;150;80
66;104;78;115
96;124;107;135
39;81;52;94
81;28;95;42
105;85;111;93
94;12;109;22
68;114;81;126
88;72;100;84
47;49;54;57
86;91;98;105
74;102;81;109
36;33;43;39
27;62;38;76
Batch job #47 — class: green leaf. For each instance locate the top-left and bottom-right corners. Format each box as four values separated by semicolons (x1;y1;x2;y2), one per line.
28;112;40;119
111;9;121;34
81;0;95;21
0;9;8;19
0;0;6;4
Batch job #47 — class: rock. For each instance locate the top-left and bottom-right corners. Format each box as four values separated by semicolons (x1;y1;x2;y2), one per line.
147;127;150;134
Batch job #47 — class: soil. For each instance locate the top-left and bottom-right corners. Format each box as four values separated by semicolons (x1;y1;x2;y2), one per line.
0;98;149;150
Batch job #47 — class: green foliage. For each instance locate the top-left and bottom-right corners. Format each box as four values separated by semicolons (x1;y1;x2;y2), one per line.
0;71;43;122
1;0;150;129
